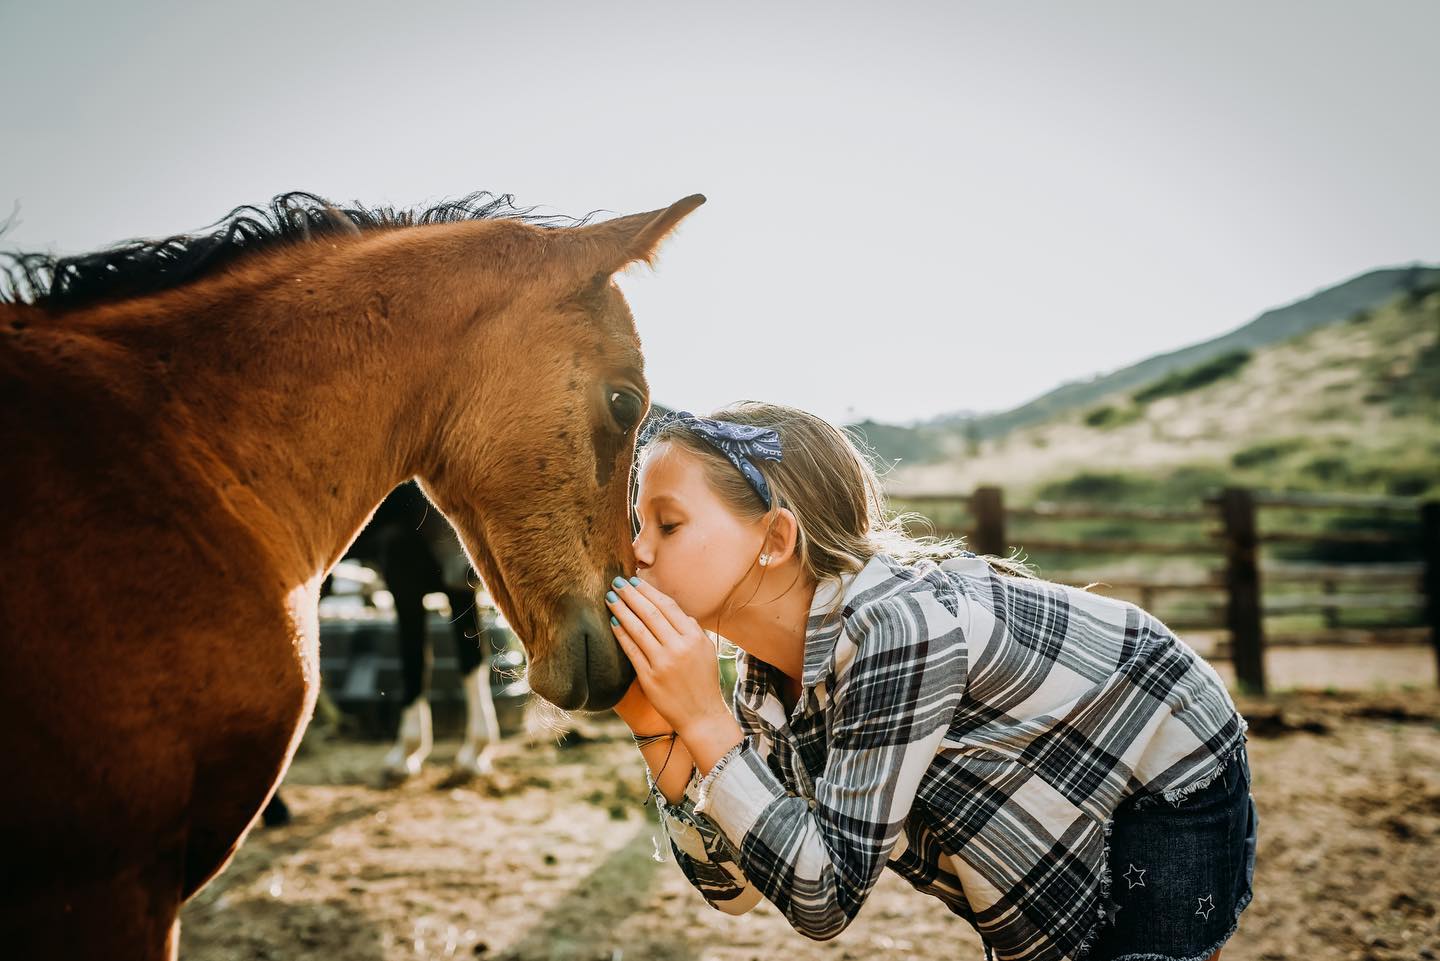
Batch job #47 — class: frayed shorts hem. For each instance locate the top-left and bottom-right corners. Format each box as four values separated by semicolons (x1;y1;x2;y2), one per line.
1100;885;1252;961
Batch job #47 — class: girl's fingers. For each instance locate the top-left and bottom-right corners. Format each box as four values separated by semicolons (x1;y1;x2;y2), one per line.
609;617;650;675
608;591;664;661
608;578;679;642
628;578;695;633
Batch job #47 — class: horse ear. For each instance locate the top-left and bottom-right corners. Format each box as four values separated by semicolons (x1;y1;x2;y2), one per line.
564;194;706;282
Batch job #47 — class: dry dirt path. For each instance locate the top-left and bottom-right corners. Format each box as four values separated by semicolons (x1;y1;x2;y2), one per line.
181;690;1440;961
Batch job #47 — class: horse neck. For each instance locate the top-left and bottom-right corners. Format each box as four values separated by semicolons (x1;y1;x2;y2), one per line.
91;266;444;585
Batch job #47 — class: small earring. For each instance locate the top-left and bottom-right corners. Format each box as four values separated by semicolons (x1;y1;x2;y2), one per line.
759;554;770;567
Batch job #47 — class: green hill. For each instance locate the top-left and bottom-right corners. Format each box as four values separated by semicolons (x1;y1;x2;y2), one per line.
885;277;1440;505
874;264;1440;462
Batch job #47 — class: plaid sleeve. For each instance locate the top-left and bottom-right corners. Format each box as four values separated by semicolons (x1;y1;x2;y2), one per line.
651;763;763;916
691;592;967;940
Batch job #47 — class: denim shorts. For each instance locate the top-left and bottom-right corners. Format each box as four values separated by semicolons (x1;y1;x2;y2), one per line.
1084;742;1258;961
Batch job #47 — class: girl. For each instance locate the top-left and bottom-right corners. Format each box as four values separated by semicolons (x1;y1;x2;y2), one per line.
605;402;1256;961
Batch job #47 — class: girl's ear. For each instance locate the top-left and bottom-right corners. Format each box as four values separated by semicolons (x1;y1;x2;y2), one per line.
761;508;802;567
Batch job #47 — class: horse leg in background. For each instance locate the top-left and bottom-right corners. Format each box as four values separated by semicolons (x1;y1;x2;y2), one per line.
382;574;433;778
451;588;499;776
259;790;292;827
379;524;446;779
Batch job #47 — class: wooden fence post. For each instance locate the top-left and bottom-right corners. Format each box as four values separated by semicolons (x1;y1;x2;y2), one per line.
1423;500;1440;688
970;486;1007;557
1218;487;1266;695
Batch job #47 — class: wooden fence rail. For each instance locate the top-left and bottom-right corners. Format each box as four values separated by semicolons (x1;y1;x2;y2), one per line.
892;486;1440;695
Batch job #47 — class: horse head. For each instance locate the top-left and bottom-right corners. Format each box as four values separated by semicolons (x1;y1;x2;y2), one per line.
412;195;705;710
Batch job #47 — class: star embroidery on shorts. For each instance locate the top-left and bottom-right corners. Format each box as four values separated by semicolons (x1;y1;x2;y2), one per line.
1195;894;1216;920
1123;864;1146;889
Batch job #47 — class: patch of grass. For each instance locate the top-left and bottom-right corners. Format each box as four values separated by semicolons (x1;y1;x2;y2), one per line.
1083;404;1143;429
718;657;738;697
1231;439;1307;469
1234;431;1440;499
1036;471;1162;504
1165;464;1231;501
1271;510;1424;564
1391;324;1440;407
1301;455;1352;484
1133;350;1253;405
1386;470;1435;497
1312;403;1362;422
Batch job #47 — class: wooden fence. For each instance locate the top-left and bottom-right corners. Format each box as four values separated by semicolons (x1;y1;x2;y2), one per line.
892;487;1440;694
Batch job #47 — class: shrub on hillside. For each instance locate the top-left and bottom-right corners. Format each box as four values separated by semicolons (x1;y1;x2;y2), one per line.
1165;464;1231;501
1386;470;1434;497
1133;350;1253;405
1394;327;1440;404
1036;471;1159;503
1302;455;1351;484
1083;404;1142;429
1231;439;1307;469
1272;512;1423;565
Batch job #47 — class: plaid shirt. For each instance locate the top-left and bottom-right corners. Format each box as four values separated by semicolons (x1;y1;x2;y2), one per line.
652;552;1247;961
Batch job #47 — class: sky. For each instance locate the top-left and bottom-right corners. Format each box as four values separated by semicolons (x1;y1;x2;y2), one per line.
3;0;1437;425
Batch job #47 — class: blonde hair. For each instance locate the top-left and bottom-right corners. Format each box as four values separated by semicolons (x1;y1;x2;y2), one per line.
638;401;1029;614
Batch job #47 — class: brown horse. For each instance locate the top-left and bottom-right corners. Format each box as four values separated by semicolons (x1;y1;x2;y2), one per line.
0;190;704;960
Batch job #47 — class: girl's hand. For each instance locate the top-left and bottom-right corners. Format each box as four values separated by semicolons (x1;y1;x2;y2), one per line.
606;576;730;737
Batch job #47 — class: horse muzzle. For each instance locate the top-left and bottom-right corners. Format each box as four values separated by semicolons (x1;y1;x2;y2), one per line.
527;593;636;711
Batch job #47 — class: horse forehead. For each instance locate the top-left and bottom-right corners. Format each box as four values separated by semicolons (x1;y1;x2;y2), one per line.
575;286;645;368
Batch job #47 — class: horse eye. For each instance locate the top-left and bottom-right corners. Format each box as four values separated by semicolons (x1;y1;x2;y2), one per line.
609;390;643;432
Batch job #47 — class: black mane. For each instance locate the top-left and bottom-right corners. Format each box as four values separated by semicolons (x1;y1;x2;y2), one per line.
0;191;588;310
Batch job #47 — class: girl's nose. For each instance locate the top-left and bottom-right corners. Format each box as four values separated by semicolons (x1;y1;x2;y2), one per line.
631;536;653;570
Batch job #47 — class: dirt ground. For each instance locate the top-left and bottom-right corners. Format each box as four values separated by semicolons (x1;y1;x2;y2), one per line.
181;658;1440;961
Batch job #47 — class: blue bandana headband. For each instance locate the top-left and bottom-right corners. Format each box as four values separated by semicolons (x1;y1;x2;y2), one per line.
640;410;783;509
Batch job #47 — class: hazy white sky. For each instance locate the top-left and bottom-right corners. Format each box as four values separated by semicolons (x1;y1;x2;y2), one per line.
3;1;1437;424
